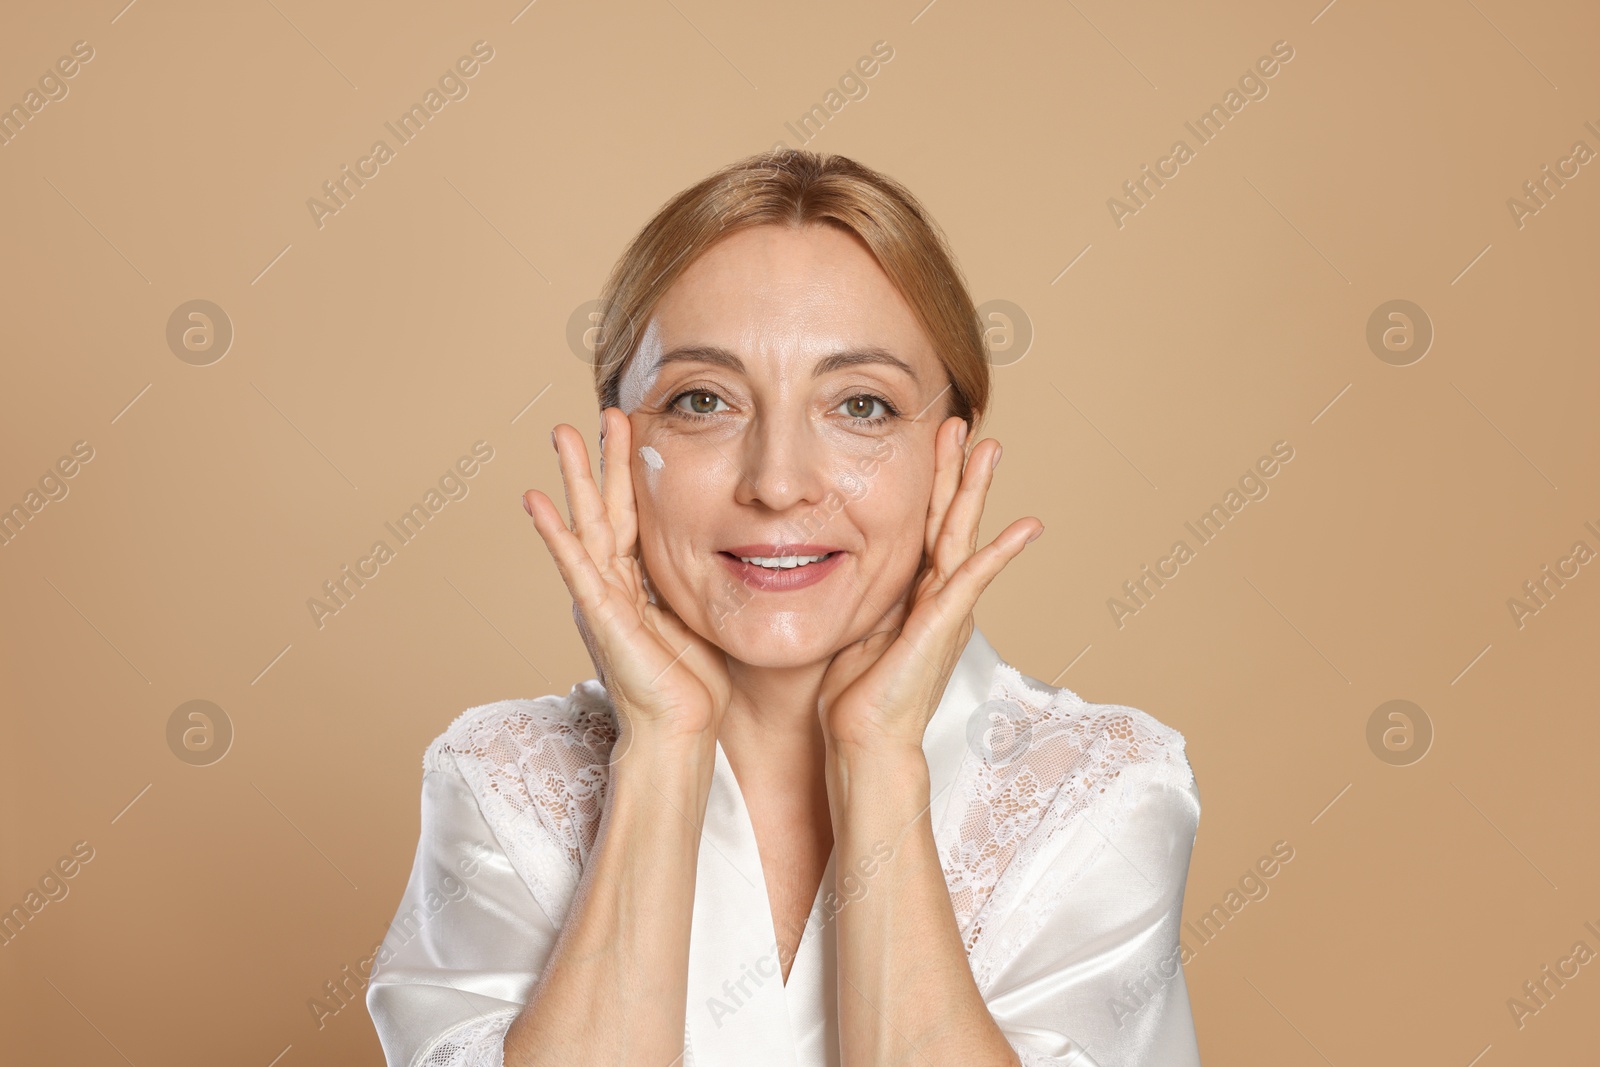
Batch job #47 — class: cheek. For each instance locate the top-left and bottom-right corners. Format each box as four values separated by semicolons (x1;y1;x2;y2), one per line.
632;439;716;503
823;433;908;500
630;439;732;550
631;441;745;623
836;444;934;560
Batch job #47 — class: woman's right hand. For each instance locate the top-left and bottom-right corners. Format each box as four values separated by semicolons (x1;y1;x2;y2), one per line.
523;407;731;750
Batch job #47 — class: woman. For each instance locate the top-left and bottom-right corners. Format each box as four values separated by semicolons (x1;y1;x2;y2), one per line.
367;150;1202;1067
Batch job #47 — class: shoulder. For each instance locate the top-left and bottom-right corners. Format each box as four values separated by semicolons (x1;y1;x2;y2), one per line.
420;681;619;859
981;659;1197;807
417;682;619;915
942;654;1199;976
422;679;619;781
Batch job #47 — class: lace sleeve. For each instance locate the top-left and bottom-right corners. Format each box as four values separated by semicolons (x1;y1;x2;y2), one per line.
368;694;622;1067
983;773;1202;1067
936;667;1202;1066
434;692;619;929
366;728;567;1067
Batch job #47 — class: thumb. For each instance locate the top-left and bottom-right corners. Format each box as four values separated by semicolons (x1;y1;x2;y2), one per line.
874;575;914;638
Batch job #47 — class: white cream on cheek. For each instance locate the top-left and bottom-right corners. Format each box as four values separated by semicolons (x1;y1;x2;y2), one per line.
638;444;665;491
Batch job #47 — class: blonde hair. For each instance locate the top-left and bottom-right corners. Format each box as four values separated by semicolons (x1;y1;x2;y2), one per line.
590;149;990;430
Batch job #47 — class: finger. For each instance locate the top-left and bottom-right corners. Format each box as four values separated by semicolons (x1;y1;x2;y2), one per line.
524;487;614;613
599;408;639;556
926;516;1042;632
640;595;729;709
646;597;720;675
922;417;967;561
865;577;912;638
931;437;1003;579
552;423;617;564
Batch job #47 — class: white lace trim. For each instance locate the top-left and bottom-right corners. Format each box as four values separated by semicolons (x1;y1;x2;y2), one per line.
414;1006;518;1067
427;663;1190;1003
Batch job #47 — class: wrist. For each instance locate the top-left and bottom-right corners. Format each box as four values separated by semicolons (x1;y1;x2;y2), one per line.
825;737;932;826
608;726;717;806
822;702;931;758
825;732;928;767
613;711;717;764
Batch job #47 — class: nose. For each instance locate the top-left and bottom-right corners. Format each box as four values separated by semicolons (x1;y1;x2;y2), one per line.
731;412;830;515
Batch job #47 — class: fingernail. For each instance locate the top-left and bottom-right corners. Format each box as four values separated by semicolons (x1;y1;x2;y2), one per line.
521;495;533;517
1025;526;1043;545
990;445;1003;471
956;421;968;447
550;430;557;452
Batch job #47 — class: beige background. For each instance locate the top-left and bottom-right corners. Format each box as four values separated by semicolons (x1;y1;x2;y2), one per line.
2;0;1597;1063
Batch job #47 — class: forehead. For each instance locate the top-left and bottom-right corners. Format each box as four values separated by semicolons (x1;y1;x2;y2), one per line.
649;223;935;367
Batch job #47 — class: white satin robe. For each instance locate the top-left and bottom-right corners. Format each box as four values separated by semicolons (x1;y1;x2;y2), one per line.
367;628;1203;1066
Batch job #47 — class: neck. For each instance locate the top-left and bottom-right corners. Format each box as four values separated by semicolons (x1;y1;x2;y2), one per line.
717;656;834;854
719;656;830;766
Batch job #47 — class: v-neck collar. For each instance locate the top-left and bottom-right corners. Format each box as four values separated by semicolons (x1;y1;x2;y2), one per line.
683;627;1002;1066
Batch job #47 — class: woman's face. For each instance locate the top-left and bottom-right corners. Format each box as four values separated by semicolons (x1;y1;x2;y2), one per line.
621;222;960;669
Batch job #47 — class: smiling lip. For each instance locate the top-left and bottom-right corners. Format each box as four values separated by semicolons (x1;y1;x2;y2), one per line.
718;544;844;592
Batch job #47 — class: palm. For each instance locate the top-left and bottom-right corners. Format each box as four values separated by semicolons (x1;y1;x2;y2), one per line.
819;421;1041;750
599;550;730;729
525;409;730;740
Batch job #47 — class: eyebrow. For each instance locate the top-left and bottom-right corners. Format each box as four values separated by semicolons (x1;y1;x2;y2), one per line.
652;344;920;383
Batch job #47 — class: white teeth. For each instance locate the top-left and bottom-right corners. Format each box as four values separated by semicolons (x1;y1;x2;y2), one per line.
736;553;831;569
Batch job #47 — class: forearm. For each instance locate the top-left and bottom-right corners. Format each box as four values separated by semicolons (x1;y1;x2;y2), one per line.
503;732;715;1066
826;740;1021;1067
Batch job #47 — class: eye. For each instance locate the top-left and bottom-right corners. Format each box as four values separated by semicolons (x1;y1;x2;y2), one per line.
836;394;896;421
671;389;729;417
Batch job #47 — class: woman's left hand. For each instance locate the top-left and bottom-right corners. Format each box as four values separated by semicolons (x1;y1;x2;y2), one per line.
818;416;1043;753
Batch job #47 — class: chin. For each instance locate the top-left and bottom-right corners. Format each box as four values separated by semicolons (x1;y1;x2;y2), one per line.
698;609;849;670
